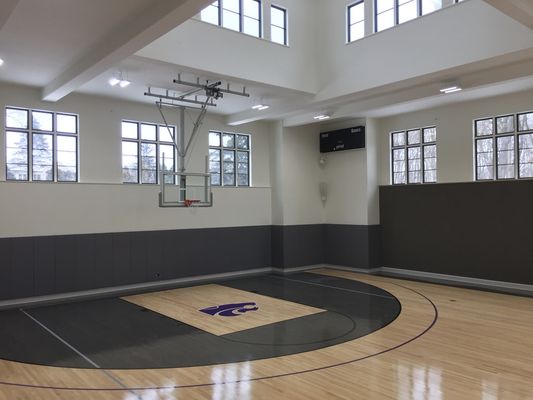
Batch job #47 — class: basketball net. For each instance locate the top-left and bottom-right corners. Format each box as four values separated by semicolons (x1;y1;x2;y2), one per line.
184;199;199;208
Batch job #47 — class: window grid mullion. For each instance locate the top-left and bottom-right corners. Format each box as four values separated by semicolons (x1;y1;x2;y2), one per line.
406;144;412;183
515;132;520;179
348;4;351;42
490;136;497;181
492;134;497;181
248;0;262;38
218;0;222;25
156;134;160;185
134;126;140;184
421;144;426;183
389;140;394;184
239;0;243;33
218;143;225;186
374;0;378;32
218;146;222;186
283;7;287;44
474;139;479;181
406;145;411;184
404;147;407;184
29;130;33;181
233;145;237;187
515;132;519;179
53;134;58;182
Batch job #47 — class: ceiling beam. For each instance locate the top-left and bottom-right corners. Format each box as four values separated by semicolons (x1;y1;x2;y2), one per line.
0;0;20;31
228;50;533;127
483;0;533;29
42;0;213;102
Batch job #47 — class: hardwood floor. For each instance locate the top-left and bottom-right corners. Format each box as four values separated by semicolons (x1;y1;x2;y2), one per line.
0;268;532;399
123;284;325;336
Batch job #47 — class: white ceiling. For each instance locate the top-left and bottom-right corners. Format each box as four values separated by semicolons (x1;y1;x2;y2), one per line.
0;0;532;126
484;0;533;29
0;0;151;86
77;56;314;115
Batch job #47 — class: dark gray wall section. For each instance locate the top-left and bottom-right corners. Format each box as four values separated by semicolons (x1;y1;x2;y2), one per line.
271;225;325;268
380;180;533;285
0;226;271;301
0;239;12;300
271;224;379;269
1;223;379;302
324;225;381;269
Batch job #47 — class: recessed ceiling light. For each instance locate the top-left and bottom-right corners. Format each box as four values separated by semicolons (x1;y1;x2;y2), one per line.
314;115;330;120
109;77;120;86
440;85;462;94
109;71;131;88
0;58;4;67
252;104;269;110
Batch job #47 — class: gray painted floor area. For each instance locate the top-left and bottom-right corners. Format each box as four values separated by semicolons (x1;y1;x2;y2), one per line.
0;273;400;369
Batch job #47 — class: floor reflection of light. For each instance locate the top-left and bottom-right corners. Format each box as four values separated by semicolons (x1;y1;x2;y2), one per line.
212;362;252;400
482;380;499;400
123;387;177;400
397;362;442;400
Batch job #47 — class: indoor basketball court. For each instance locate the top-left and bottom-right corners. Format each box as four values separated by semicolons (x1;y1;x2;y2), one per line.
0;269;532;399
1;0;533;399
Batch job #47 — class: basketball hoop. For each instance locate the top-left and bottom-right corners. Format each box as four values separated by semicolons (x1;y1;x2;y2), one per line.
184;199;200;208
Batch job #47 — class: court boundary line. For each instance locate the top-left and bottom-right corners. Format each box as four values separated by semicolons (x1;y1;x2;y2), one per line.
20;309;143;399
0;280;438;392
269;274;397;300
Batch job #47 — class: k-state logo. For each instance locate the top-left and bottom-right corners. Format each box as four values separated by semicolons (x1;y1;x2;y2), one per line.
199;302;259;317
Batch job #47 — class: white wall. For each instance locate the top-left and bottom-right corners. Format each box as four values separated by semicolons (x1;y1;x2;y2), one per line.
271;118;374;227
317;0;533;101
320;119;371;225
138;0;533;106
0;82;272;238
271;89;533;230
269;120;285;225
377;88;533;185
0;182;271;238
279;124;325;225
365;118;380;225
137;0;320;94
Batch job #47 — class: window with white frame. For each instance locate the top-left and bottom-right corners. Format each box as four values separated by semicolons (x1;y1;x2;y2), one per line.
121;120;176;184
201;1;220;25
375;0;443;32
208;131;251;186
271;5;287;45
348;1;365;42
391;126;437;184
474;111;533;181
200;0;262;38
5;107;78;182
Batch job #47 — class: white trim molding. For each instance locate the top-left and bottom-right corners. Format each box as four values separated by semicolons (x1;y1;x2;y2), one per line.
2;263;532;310
0;268;271;311
378;267;533;297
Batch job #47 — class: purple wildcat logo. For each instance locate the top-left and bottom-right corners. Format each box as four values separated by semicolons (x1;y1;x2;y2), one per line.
200;302;259;317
